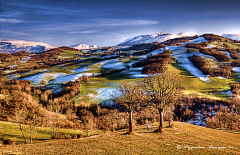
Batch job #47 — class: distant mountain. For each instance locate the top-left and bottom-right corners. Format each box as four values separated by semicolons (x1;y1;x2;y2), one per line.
222;34;240;40
118;32;194;46
69;44;101;50
0;39;56;53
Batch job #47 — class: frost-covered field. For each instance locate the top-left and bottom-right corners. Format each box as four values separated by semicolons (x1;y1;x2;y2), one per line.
188;104;229;127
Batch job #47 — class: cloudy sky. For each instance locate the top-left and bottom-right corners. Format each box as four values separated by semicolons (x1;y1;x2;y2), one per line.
0;0;239;47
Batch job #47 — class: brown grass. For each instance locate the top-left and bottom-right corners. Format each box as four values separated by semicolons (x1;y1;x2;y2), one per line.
0;121;239;154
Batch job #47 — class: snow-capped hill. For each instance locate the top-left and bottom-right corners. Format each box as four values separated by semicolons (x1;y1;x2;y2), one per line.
118;32;194;46
118;32;167;46
69;44;101;50
178;32;194;36
141;33;181;44
222;34;240;40
0;39;55;53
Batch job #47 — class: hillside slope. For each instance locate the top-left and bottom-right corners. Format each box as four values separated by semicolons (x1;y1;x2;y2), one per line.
0;39;56;53
1;121;239;154
118;32;194;46
222;34;240;40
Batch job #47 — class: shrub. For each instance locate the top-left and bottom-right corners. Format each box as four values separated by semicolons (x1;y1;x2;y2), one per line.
132;51;171;74
3;138;16;145
77;134;83;138
56;134;64;139
213;88;220;94
189;55;232;78
228;49;240;59
72;134;78;139
64;134;72;139
199;48;230;62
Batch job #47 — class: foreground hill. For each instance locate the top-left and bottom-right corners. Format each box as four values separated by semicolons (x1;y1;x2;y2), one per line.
1;121;239;155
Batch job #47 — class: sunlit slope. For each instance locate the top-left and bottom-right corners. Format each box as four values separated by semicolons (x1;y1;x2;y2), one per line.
1;121;239;154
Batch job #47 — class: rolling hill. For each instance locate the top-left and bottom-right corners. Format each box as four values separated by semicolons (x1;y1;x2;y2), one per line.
0;39;56;53
118;32;194;46
1;121;239;154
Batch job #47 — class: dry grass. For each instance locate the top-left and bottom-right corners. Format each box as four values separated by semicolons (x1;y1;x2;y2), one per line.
1;121;239;155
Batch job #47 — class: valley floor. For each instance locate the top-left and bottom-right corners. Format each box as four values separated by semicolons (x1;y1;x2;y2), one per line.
1;121;239;155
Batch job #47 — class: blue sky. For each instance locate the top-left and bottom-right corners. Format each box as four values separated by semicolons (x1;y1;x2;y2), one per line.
0;0;240;47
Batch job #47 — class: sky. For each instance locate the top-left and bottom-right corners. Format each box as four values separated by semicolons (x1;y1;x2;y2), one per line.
0;0;240;47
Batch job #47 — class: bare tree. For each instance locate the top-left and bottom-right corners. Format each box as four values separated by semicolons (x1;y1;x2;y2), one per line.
113;82;144;134
47;104;63;139
52;78;56;83
0;124;3;140
39;80;47;87
11;108;27;143
27;109;38;143
96;105;101;134
142;72;182;132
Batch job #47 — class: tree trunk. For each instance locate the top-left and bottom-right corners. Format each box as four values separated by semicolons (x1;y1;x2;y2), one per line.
169;117;171;127
159;108;164;132
19;124;27;143
30;126;33;143
129;111;133;133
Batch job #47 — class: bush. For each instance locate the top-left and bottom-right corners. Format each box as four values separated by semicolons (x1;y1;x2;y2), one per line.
3;138;16;145
64;134;72;139
77;134;83;138
72;134;78;139
56;134;64;139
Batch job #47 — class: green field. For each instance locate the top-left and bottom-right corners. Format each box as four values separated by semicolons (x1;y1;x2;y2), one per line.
168;60;231;98
209;41;240;50
0;121;105;144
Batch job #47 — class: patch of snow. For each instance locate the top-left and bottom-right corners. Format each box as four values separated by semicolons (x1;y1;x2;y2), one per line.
174;55;210;82
207;44;213;48
188;36;208;44
8;65;18;68
53;72;100;83
233;67;240;72
139;49;164;59
215;77;227;79
142;34;181;44
132;36;143;42
95;87;120;101
117;46;131;50
118;32;168;46
21;72;66;85
3;70;16;74
20;72;46;85
101;59;126;70
93;50;102;53
218;51;232;59
178;32;195;36
220;90;232;98
74;66;88;73
120;67;148;78
98;55;118;59
222;34;240;40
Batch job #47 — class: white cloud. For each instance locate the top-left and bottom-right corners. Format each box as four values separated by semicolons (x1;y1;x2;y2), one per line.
91;19;158;26
0;30;31;36
0;18;24;23
68;31;96;34
36;19;158;31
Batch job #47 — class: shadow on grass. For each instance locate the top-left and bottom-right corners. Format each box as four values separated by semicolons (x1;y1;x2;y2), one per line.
230;72;240;83
221;130;240;134
2;133;23;139
170;62;192;77
104;72;133;81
